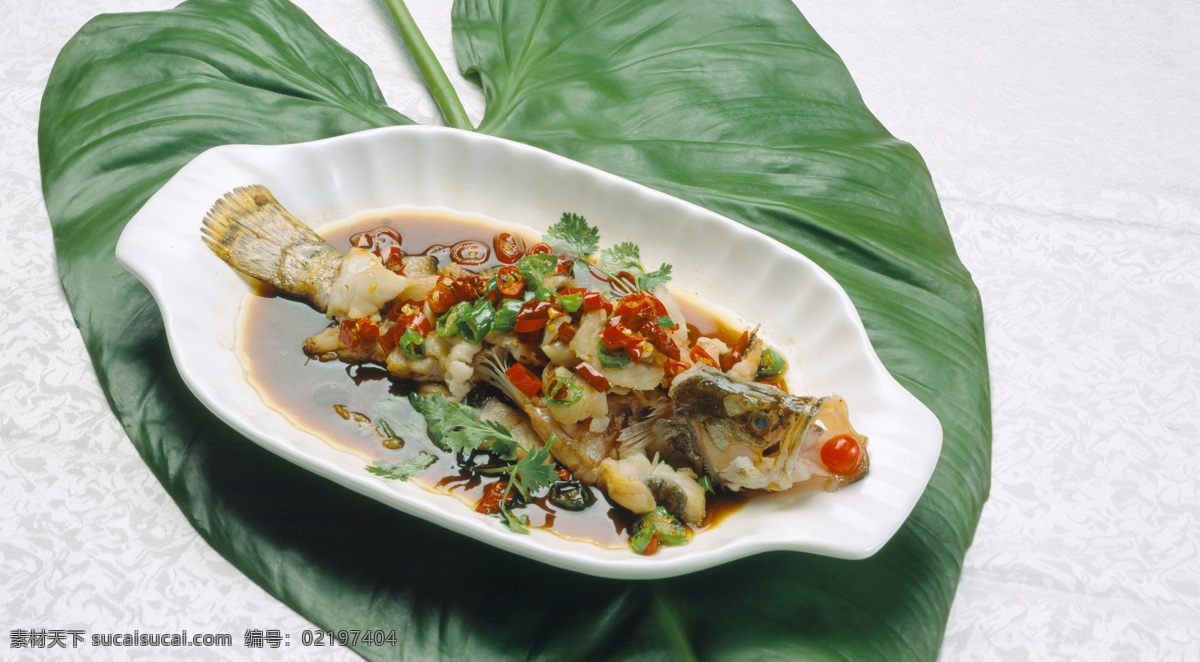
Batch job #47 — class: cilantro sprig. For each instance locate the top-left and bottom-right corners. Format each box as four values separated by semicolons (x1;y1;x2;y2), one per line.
409;391;520;459
367;453;437;481
544;212;672;294
408;393;559;534
544;212;599;256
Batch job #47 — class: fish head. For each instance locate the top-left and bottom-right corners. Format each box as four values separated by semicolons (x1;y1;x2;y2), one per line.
666;365;868;492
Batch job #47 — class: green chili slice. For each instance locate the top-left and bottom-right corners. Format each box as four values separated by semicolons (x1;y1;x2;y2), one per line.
757;347;787;378
515;253;558;288
548;480;596;511
545;376;583;407
597;342;632;369
629;507;690;547
436;301;470;337
455;299;495;344
557;292;584;313
628;525;657;554
400;327;425;359
492;298;523;332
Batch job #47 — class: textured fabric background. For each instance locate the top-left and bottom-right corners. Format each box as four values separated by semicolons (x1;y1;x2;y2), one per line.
3;0;1197;659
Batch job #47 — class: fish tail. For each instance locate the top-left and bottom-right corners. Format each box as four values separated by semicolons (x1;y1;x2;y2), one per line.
201;185;341;308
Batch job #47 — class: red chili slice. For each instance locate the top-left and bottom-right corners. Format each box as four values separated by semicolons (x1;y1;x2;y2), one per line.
600;317;641;351
350;227;405;271
643;533;660;555
356;318;380;340
611;293;643;317
513;299;553;333
526;242;553;256
373;228;402;249
721;330;752;371
450;240;489;266
385;300;423;322
505;363;543;398
555;256;574;274
493;232;526;264
452;273;486;299
475;480;512;515
378;323;402;352
555;321;577;343
338;319;361;349
377;244;404;271
426;277;465;314
496;265;525;297
624;342;647;363
407;312;433;336
573;362;610;392
689;344;719;369
642;319;681;360
581;291;612;314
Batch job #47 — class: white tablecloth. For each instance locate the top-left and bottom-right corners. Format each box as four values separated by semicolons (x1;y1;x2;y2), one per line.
3;1;1197;659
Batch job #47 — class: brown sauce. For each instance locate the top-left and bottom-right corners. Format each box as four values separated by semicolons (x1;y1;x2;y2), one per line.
238;208;748;550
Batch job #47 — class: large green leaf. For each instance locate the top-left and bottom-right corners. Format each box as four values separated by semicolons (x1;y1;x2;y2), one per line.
40;0;990;659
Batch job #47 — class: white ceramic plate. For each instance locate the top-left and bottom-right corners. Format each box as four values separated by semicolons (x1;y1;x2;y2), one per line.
116;125;942;579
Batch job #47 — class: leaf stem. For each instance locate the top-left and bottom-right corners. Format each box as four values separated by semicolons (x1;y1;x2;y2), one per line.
380;0;472;130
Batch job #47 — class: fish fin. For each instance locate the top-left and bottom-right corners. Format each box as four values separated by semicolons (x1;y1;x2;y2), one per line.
201;185;327;285
476;348;526;406
616;399;672;457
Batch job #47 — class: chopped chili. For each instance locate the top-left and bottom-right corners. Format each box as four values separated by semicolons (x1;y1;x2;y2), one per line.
555;321;577;343
505;363;542;398
475;480;514;515
513;299;554;333
690;344;719;369
721;330;752;371
573;362;610;392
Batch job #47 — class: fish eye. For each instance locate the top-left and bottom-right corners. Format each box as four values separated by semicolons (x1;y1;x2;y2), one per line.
748;412;775;437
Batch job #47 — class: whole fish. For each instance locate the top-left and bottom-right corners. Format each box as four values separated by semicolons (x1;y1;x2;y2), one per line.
202;185;869;526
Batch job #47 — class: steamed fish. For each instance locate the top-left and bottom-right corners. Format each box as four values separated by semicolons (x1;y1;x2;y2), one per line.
202;184;869;537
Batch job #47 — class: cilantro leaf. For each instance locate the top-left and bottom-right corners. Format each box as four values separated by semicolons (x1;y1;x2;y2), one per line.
544;212;599;256
509;438;558;500
407;398;562;537
366;453;437;481
637;263;673;291
498;509;531;534
600;242;642;272
408;393;519;459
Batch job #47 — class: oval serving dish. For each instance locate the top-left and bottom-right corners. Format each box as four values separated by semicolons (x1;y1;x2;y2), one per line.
115;125;942;579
